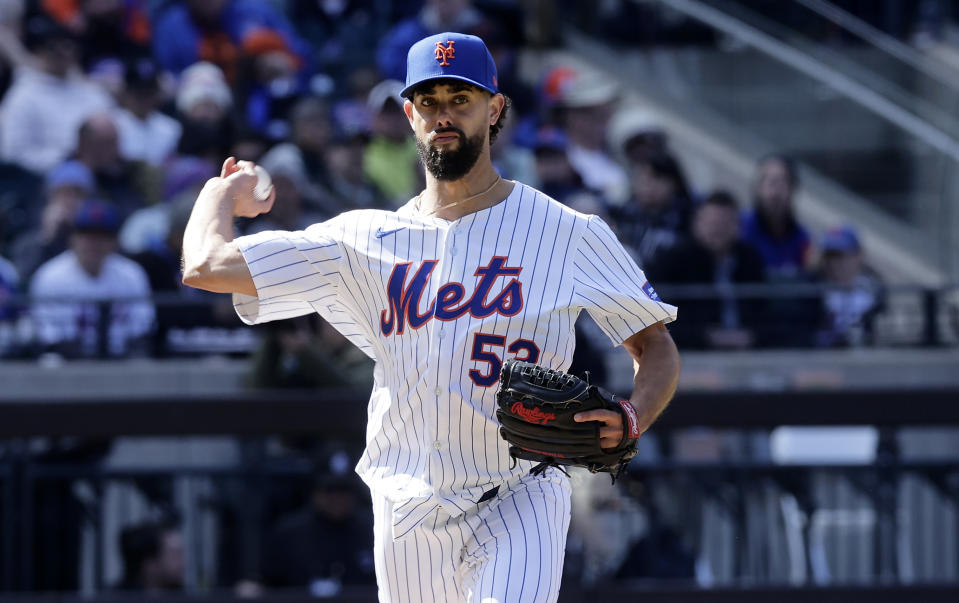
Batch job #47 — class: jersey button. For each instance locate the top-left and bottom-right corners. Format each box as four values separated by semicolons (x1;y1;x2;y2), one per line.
450;247;458;256
433;440;444;450
434;387;443;396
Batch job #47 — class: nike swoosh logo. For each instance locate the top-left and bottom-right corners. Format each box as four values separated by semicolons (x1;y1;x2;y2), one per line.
375;227;405;239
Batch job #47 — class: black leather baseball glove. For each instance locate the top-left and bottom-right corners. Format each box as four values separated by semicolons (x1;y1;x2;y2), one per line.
495;359;640;479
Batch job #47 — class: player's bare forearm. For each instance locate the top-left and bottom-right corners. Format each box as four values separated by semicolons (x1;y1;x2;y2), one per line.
622;321;681;433
182;158;273;296
181;178;256;295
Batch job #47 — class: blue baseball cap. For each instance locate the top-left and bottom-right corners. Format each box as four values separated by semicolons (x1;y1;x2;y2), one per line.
73;199;121;234
821;225;861;253
46;160;95;193
401;32;498;98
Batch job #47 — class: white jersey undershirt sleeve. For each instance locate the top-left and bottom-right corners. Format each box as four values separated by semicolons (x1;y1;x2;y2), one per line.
232;223;343;325
572;214;678;344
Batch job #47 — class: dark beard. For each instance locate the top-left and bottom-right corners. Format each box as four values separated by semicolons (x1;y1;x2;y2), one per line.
416;128;486;181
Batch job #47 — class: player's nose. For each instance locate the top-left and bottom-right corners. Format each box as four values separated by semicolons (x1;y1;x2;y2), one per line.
434;101;455;126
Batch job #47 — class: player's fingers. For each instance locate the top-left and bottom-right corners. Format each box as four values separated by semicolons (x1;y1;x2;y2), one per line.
574;409;619;424
235;160;257;174
220;156;237;177
600;425;622;440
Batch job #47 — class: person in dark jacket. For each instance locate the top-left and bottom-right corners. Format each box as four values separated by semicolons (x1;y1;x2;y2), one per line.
261;454;375;592
648;191;766;349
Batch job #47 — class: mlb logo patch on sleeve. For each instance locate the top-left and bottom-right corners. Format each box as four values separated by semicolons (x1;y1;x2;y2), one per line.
642;281;661;302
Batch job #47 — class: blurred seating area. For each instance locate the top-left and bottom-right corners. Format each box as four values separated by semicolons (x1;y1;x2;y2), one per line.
1;0;958;601
0;0;954;361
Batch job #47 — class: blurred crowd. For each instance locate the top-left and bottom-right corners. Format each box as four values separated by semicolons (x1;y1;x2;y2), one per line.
0;0;885;362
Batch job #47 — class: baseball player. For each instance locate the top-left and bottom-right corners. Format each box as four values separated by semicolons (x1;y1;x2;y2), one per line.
182;32;681;603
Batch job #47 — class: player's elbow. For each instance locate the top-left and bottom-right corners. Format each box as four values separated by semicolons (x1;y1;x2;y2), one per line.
182;255;256;296
181;260;215;291
181;251;225;292
181;241;256;295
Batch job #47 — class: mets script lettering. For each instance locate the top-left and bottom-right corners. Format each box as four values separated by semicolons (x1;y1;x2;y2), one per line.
380;257;523;336
434;41;455;66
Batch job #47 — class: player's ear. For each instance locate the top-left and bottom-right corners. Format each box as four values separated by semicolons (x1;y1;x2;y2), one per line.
489;93;505;126
403;98;415;128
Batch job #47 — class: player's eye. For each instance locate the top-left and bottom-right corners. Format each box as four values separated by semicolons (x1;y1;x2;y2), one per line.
453;95;469;104
419;97;436;107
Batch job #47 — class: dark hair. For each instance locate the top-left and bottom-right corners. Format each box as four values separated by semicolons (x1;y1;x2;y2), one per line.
702;190;739;211
23;14;75;52
758;153;799;188
489;93;511;145
404;80;511;145
632;151;692;202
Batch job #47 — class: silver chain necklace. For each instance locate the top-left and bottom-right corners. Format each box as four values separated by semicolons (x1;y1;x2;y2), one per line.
415;176;502;217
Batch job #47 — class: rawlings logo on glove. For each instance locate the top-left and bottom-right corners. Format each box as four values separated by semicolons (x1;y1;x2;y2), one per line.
510;402;556;425
495;359;640;480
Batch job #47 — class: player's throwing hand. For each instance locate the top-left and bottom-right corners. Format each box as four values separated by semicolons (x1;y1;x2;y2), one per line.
219;157;275;218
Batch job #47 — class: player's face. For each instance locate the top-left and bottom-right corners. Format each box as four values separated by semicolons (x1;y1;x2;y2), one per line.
405;82;502;180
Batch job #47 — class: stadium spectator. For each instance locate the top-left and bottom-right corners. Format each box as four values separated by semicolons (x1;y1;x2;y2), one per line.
612;151;693;268
0;1;29;98
256;96;346;216
608;107;668;165
741;154;820;347
545;66;630;205
228;126;271;164
0;251;22;356
233;26;312;140
261;449;375;591
41;0;152;71
115;519;185;591
0;12;113;173
30;199;154;358
376;0;494;82
289;0;387;91
814;225;884;347
330;66;382;137
151;0;310;83
119;156;215;254
174;61;234;163
741;154;812;279
362;78;420;205
8;159;96;280
112;57;181;166
72;112;150;211
531;125;598;208
648;191;766;350
249;315;374;390
321;128;386;212
0;253;18;320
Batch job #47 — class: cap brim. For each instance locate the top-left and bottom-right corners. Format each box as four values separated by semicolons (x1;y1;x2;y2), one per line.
401;75;497;98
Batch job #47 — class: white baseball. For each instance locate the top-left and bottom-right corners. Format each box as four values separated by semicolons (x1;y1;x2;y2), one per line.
253;165;273;201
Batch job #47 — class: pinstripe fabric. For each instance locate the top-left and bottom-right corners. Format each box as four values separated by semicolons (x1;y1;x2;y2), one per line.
374;470;572;603
230;182;677;600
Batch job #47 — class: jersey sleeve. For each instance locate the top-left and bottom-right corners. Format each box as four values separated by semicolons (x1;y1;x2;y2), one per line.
232;224;342;325
571;215;678;345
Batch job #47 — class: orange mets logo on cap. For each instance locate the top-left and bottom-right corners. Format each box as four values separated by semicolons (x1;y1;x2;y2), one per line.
434;40;456;66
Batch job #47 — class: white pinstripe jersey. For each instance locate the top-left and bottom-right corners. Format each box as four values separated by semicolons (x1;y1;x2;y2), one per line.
233;182;677;536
